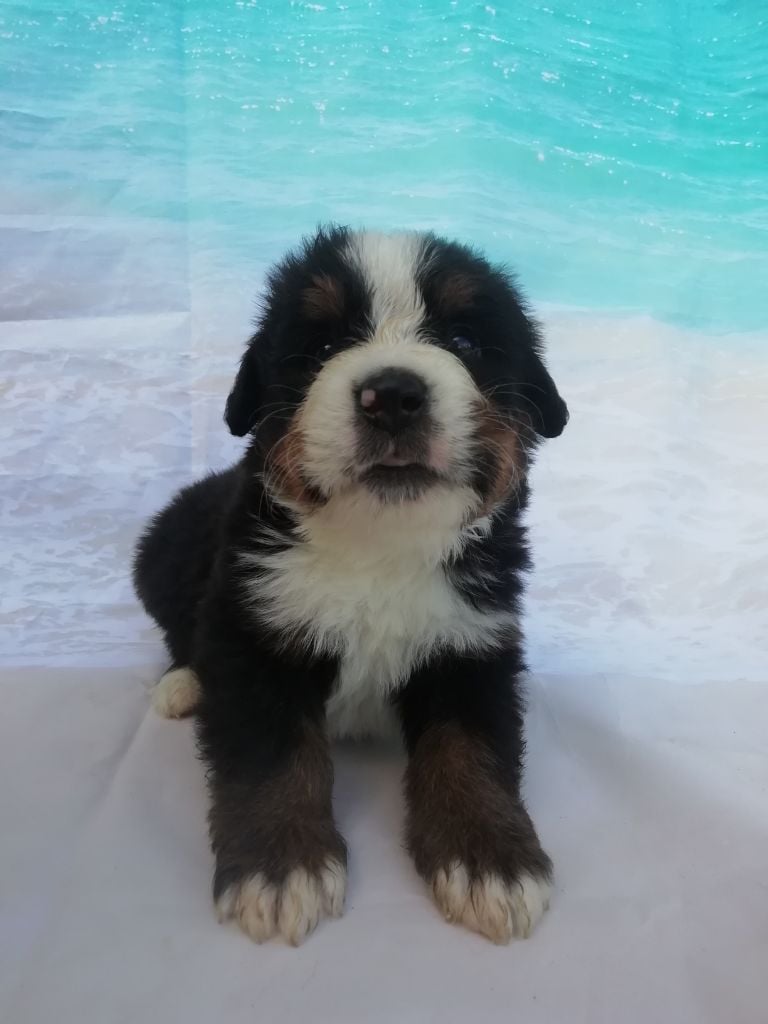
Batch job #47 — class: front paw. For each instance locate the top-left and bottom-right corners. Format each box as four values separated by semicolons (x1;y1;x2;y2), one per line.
407;797;553;943
215;859;346;946
432;862;551;943
404;723;553;943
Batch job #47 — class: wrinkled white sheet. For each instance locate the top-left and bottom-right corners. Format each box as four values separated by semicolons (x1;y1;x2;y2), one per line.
2;303;767;1022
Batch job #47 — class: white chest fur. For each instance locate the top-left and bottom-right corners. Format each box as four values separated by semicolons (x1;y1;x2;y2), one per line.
242;488;516;739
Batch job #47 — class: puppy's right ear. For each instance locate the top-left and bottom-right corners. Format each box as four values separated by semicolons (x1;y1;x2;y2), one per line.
225;342;264;437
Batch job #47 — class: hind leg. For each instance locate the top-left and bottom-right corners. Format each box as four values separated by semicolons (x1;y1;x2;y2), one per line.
133;472;237;720
150;616;203;719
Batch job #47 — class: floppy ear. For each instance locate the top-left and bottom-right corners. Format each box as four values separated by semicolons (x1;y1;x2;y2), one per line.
519;348;569;438
225;345;264;437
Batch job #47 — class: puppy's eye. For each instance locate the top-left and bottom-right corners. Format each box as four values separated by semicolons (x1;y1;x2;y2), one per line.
449;332;478;354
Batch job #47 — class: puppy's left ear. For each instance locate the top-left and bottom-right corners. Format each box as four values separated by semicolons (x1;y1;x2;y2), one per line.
225;341;264;437
519;346;569;438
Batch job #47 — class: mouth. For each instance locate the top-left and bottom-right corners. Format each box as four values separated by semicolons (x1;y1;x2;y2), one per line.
350;428;448;500
376;453;414;468
359;461;442;500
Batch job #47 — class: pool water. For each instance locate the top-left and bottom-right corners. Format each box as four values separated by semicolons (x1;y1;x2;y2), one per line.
2;0;766;331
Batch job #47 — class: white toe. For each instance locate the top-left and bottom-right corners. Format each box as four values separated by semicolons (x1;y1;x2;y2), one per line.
510;871;552;937
277;868;323;945
151;667;201;718
237;875;279;944
319;858;347;918
433;861;471;923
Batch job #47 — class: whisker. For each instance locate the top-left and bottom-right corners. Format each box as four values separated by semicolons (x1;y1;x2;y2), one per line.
277;353;324;368
481;386;548;431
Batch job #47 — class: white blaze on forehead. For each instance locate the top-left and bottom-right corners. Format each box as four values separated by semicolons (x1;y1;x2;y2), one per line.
293;229;482;498
345;230;428;332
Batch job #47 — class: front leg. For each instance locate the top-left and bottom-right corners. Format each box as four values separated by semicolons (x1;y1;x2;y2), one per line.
195;624;346;946
396;653;552;944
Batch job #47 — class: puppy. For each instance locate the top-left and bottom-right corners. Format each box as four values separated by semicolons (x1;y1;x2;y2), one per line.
133;226;568;946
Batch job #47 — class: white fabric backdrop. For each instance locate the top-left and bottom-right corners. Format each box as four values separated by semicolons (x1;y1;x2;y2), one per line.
2;296;766;1022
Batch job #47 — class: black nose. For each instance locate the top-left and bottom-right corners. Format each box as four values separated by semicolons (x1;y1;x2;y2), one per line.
357;368;428;434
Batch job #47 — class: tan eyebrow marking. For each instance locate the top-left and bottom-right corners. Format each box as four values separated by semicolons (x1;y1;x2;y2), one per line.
302;273;345;320
434;272;478;314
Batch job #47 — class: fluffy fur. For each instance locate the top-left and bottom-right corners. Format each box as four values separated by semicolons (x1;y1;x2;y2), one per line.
133;225;568;945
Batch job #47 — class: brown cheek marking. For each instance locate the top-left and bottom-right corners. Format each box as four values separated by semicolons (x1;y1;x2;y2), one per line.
267;421;324;508
302;273;344;320
210;719;347;885
476;403;524;514
404;723;551;884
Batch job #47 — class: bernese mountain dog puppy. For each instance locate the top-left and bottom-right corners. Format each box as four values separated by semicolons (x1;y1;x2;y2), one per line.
133;226;568;946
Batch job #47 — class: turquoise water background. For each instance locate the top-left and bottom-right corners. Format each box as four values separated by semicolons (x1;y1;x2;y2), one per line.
1;1;766;331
